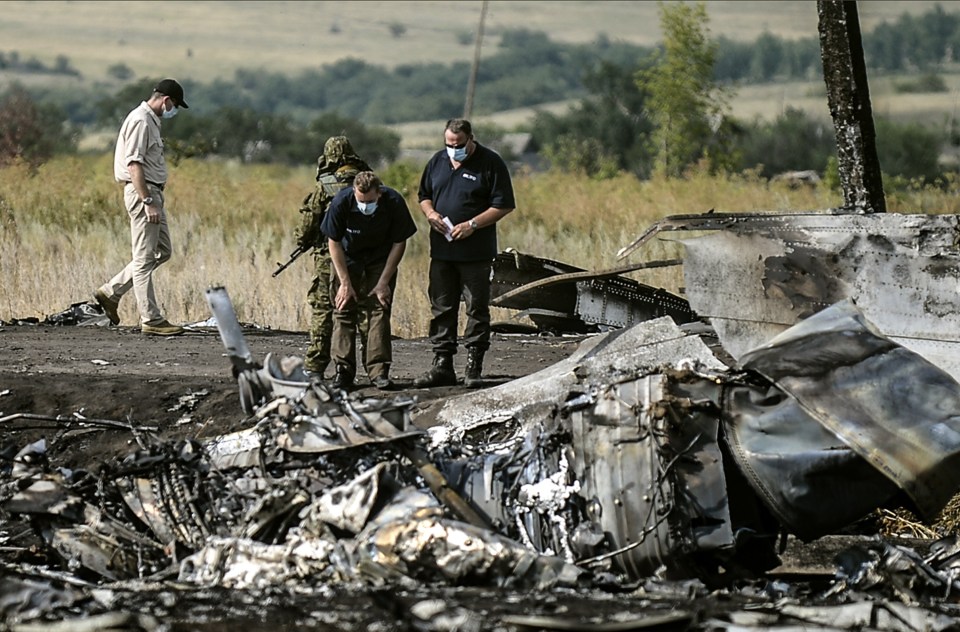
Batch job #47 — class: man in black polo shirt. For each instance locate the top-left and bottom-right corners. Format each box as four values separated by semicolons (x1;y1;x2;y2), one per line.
414;118;516;389
321;171;417;390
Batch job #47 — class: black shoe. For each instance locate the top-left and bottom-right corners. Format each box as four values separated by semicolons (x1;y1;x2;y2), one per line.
413;354;457;388
464;348;485;389
332;365;354;390
372;376;394;390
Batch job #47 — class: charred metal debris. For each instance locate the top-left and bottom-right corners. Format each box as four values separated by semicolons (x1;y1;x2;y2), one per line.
489;248;695;335
4;244;960;628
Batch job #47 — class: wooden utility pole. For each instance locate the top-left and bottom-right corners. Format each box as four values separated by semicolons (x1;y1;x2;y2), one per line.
464;0;488;120
817;0;886;213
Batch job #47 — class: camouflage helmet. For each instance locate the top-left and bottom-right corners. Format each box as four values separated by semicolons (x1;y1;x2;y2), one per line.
326;135;354;159
316;136;360;178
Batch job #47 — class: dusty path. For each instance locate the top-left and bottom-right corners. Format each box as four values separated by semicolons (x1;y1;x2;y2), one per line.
0;323;582;467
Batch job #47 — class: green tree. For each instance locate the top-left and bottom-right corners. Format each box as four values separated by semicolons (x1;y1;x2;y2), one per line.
733;107;836;178
637;1;731;178
293;112;401;167
541;135;621;179
146;106;401;167
750;32;784;81
532;60;654;178
874;117;941;181
106;62;134;81
0;85;77;167
96;78;160;127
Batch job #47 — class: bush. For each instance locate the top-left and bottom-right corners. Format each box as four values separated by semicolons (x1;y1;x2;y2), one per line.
732;108;836;179
0;85;77;167
875;117;942;181
106;63;134;81
894;73;948;94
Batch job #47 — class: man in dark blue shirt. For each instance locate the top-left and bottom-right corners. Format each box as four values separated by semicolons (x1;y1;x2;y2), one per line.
414;118;516;389
321;171;417;390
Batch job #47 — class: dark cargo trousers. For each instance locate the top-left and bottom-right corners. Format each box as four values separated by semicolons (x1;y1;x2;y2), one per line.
426;258;493;356
331;259;395;381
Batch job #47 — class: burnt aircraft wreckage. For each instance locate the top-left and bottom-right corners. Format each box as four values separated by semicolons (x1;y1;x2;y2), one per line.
6;264;960;629
489;249;695;335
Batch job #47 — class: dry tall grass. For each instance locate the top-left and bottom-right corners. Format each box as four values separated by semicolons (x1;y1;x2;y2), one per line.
4;154;958;338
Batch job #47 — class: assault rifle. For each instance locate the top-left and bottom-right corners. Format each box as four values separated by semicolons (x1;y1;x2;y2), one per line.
272;244;309;277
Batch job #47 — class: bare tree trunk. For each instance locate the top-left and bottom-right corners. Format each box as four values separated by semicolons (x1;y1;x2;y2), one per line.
817;0;886;213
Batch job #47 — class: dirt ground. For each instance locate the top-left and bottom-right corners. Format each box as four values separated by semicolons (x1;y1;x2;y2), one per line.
0;322;581;468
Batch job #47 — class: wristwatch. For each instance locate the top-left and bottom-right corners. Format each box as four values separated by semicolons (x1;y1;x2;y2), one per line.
142;196;155;206
469;219;479;230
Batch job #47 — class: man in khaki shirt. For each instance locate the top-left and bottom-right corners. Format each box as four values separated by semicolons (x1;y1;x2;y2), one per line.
93;79;188;336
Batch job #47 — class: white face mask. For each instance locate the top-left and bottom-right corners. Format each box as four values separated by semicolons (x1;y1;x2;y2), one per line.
446;145;468;161
162;105;179;119
357;200;377;215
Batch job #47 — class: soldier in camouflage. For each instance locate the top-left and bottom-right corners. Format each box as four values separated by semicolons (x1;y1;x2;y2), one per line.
295;136;372;377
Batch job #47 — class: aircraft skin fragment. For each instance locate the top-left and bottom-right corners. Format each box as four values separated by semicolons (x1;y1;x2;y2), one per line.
679;212;960;382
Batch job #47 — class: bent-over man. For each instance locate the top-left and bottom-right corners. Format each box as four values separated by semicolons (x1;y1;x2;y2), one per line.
321;171;417;390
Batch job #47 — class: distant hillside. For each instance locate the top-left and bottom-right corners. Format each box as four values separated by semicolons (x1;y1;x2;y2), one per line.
0;0;955;86
7;0;960;159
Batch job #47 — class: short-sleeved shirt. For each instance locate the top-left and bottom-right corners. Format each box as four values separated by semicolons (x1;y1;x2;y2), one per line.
114;102;168;185
418;142;515;262
321;185;418;270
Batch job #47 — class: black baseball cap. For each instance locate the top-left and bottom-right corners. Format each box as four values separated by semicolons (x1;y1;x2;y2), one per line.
154;78;189;108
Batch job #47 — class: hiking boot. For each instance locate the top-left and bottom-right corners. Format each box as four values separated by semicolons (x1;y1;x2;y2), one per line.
372;375;394;390
141;319;184;336
93;289;120;326
332;365;354;390
464;348;485;389
413;354;456;388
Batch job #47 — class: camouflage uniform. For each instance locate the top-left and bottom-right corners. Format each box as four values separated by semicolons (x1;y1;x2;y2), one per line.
296;137;371;376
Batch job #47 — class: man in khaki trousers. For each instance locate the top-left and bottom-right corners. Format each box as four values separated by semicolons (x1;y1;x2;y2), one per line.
94;78;188;336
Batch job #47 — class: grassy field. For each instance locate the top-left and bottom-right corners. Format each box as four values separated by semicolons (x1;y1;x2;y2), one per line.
729;70;960;125
4;155;960;337
1;1;953;85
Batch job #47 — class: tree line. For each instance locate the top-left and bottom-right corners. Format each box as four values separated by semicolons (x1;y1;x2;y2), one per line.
0;2;956;184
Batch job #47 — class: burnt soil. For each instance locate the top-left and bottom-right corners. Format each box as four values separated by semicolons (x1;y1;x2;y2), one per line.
0;323;581;469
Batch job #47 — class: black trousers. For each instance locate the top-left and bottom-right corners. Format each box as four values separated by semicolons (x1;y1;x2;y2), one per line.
427;258;492;356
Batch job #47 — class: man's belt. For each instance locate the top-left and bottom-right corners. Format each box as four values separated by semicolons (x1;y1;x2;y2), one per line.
123;180;165;191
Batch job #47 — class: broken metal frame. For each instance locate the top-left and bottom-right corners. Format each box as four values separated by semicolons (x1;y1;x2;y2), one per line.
0;413;157;433
615;211;764;262
490;250;694;333
491;258;683;307
204;285;491;530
